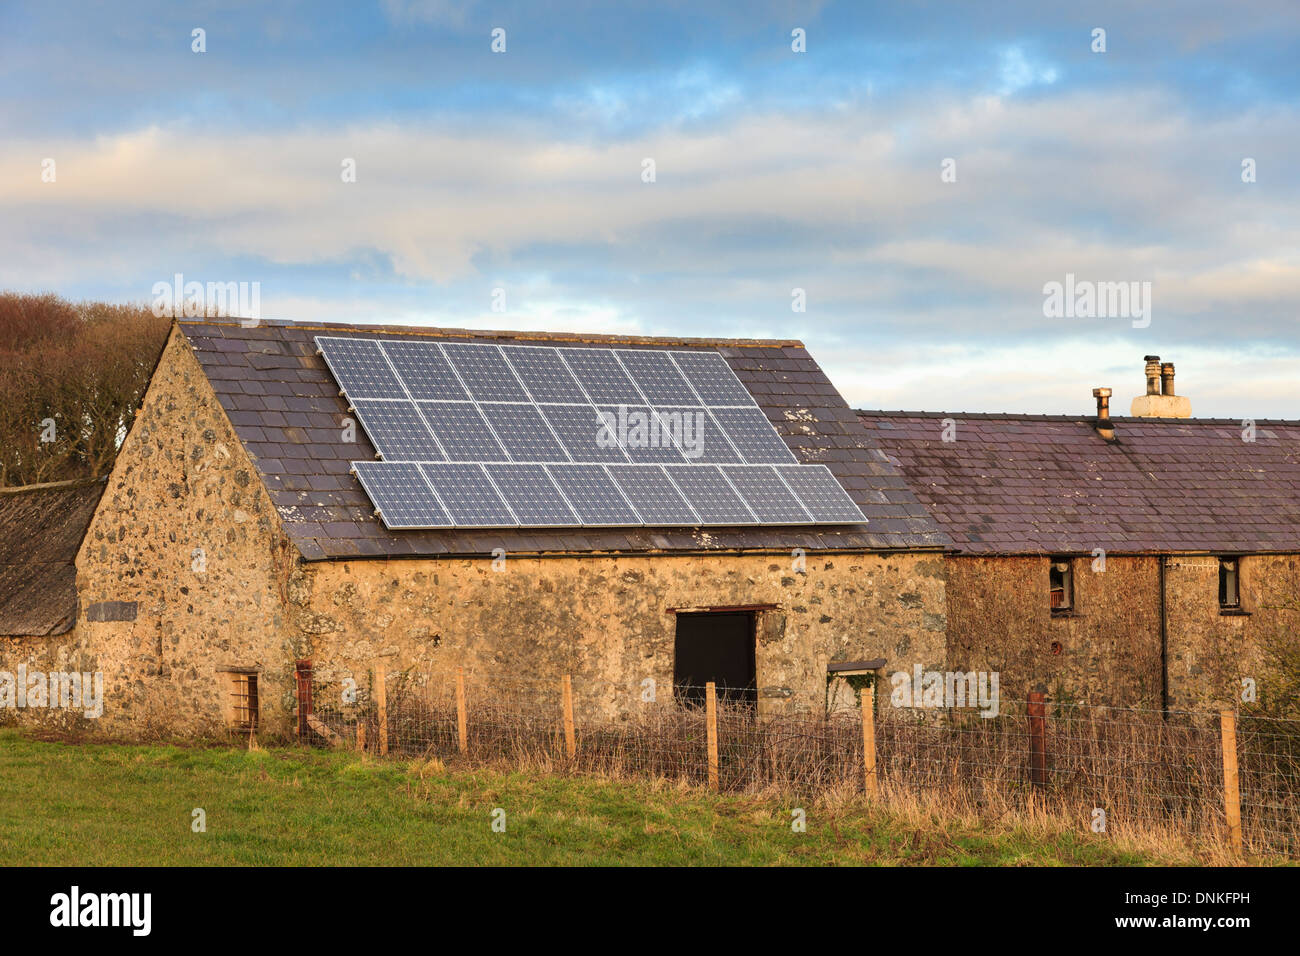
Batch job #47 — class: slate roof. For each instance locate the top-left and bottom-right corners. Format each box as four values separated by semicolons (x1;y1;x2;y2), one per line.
858;410;1300;554
178;320;948;560
0;478;105;636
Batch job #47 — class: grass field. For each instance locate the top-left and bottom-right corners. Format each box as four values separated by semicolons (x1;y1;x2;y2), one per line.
0;730;1252;866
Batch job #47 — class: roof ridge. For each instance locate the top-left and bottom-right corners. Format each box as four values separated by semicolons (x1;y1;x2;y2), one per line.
856;409;1300;426
0;475;110;495
177;318;803;349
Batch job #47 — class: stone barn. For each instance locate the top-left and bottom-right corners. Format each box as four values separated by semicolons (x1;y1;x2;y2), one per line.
860;356;1300;711
45;318;949;738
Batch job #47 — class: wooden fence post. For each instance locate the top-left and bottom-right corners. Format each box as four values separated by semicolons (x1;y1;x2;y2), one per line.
562;675;576;759
375;662;388;757
1027;691;1047;788
356;720;367;753
456;666;468;754
1220;708;1242;855
861;683;878;797
705;681;719;791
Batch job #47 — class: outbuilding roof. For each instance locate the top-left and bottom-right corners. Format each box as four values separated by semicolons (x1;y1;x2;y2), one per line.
0;478;105;636
858;410;1300;554
178;320;948;559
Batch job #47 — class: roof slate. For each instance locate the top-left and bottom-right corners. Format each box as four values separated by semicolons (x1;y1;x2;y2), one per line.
858;410;1300;554
178;320;948;559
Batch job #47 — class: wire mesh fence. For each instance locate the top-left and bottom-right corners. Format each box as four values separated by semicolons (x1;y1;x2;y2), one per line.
302;666;1299;858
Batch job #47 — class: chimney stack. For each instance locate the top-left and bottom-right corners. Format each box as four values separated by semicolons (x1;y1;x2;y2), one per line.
1092;387;1116;441
1144;355;1162;396
1160;362;1176;396
1130;355;1191;418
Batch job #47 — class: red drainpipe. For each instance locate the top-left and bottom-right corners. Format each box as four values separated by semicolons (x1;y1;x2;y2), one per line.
294;660;313;737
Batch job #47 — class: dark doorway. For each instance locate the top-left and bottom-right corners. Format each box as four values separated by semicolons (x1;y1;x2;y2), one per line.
673;611;757;709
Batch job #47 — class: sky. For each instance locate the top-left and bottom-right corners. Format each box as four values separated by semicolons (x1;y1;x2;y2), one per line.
2;1;1298;417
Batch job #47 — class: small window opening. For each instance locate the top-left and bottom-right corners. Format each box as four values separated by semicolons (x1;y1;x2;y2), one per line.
224;672;259;730
1049;558;1073;612
1219;558;1240;609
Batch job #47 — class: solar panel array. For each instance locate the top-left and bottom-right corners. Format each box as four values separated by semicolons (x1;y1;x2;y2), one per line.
318;336;868;530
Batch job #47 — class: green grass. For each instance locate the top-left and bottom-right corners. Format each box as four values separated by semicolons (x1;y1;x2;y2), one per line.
0;729;1212;865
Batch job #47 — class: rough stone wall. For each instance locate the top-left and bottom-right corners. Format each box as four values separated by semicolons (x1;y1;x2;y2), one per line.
289;551;947;719
67;327;297;737
947;553;1283;712
1164;554;1289;711
0;628;95;734
945;555;1164;708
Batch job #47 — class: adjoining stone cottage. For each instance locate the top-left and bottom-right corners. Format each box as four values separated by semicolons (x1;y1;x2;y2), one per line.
5;318;949;738
859;357;1300;712
0;479;106;730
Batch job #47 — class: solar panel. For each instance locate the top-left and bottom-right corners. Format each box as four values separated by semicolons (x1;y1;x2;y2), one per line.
317;337;406;399
775;464;867;523
419;463;516;526
722;464;813;524
655;407;742;463
352;461;451;528
441;343;530;403
380;340;469;401
418;402;509;461
597;405;688;463
500;345;587;403
351;399;445;461
557;348;644;405
319;336;868;531
539;404;629;462
616;349;698;405
663;465;757;525
484;463;579;526
608;464;699;525
479;403;570;462
709;407;798;464
669;350;754;405
545;463;641;525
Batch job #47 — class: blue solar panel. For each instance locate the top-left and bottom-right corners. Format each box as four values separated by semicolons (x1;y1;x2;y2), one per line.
441;343;530;403
539;404;629;462
351;400;444;461
654;407;743;463
380;340;468;401
483;463;579;526
722;465;812;524
479;403;570;462
774;465;867;523
668;351;753;405
321;337;868;531
545;463;640;525
500;345;587;403
418;402;509;461
608;465;699;525
419;463;516;526
616;349;698;405
597;405;688;463
558;348;644;405
317;337;406;399
663;465;757;525
352;461;451;529
709;406;798;464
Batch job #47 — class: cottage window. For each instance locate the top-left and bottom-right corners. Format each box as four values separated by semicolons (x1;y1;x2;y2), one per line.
1219;558;1240;609
1049;558;1073;612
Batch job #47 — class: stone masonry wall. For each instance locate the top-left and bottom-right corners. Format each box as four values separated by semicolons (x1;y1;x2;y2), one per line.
947;553;1282;712
290;551;947;720
946;555;1164;708
65;326;297;737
